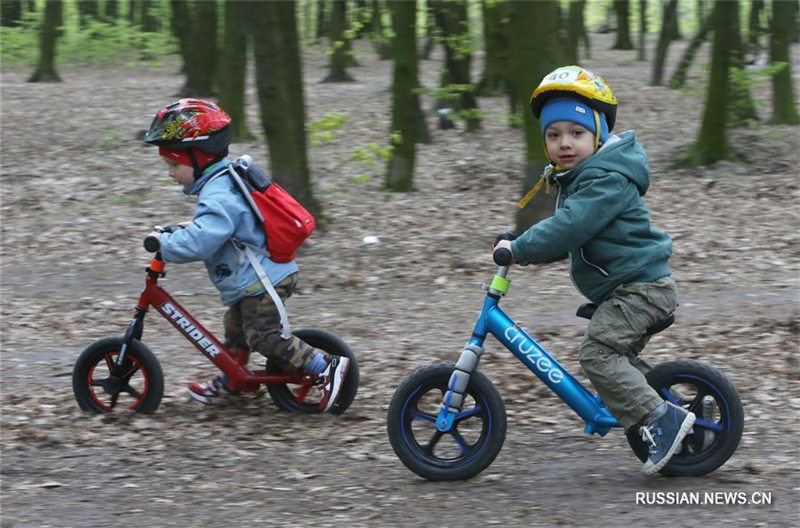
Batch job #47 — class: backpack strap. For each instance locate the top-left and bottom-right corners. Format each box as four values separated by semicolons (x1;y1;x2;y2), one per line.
232;238;292;341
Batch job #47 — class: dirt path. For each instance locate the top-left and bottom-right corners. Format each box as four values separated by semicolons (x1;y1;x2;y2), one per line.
2;36;799;526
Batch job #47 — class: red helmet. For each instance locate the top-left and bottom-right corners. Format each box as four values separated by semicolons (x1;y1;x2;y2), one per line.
144;98;232;156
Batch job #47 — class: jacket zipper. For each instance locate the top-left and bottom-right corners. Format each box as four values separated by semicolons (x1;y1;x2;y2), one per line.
580;248;610;276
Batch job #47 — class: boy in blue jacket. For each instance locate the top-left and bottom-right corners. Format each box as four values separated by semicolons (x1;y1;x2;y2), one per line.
144;99;348;412
493;66;694;476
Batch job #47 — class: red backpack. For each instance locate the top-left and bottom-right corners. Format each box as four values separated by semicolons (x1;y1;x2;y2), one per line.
228;156;315;263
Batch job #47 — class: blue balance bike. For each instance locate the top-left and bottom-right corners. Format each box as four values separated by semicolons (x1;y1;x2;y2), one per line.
387;247;743;480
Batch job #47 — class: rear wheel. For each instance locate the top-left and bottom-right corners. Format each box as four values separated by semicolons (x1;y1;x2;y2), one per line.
265;328;358;414
72;337;164;414
626;360;743;477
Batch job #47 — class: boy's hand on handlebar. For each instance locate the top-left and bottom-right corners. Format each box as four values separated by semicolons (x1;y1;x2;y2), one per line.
493;239;515;265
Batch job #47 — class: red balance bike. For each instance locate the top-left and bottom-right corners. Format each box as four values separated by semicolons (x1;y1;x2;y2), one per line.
72;226;359;415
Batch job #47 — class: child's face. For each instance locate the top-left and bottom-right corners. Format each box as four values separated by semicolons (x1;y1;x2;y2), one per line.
544;121;596;170
163;157;195;189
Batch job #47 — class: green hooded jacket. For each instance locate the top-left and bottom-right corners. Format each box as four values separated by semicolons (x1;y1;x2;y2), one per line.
511;131;672;304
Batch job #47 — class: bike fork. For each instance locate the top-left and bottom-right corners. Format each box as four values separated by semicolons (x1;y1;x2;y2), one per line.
116;307;147;367
436;343;485;431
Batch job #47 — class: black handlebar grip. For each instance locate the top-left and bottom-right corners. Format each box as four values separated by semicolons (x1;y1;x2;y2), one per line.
143;235;161;253
493;247;513;266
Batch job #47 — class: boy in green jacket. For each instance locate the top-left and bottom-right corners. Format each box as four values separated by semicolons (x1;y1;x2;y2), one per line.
494;66;694;476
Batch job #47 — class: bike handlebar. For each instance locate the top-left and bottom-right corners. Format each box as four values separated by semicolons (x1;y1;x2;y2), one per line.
143;225;184;253
493;248;513;267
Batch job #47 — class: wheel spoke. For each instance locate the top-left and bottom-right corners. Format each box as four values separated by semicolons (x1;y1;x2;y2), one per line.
423;430;445;455
448;428;470;456
685;388;710;414
109;392;119;409
694;417;723;432
410;409;437;424
121;384;143;400
454;403;483;423
293;384;312;404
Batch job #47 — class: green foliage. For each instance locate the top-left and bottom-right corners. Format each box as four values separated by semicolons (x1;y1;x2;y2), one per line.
349;143;393;185
0;2;177;67
308;113;347;147
727;64;784;127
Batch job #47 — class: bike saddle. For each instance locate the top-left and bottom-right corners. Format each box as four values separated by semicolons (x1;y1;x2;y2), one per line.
576;303;675;336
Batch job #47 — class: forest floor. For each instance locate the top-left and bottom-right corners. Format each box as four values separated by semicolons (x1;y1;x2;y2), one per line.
1;34;799;527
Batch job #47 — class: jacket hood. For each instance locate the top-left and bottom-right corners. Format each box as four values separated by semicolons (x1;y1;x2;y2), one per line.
559;130;650;196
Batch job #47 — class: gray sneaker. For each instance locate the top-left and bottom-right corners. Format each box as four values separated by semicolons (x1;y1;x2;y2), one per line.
640;401;696;476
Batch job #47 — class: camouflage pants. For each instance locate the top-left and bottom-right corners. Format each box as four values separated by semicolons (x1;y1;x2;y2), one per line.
224;273;316;374
578;276;679;430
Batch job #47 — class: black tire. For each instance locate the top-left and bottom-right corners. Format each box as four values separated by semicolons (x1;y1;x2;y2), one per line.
626;360;743;477
265;328;358;415
72;336;164;414
387;363;507;481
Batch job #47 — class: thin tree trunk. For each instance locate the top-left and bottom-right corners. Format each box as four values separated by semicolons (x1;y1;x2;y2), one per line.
637;0;647;61
252;0;317;215
670;14;711;89
385;0;426;191
769;0;800;124
679;0;737;166
477;0;511;95
510;0;561;233
322;0;355;82
612;0;634;49
432;0;480;131
651;0;678;85
219;0;254;141
28;0;62;83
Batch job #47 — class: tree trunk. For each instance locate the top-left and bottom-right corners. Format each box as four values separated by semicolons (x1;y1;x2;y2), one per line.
219;0;254;141
28;0;62;83
769;0;800;124
139;0;158;32
316;0;328;42
372;0;392;59
566;0;588;64
477;0;511;96
104;0;119;22
252;0;317;215
432;0;480;131
747;0;765;52
651;0;678;86
679;0;737;166
1;0;22;27
385;0;428;191
669;14;711;89
612;0;634;49
510;0;561;234
322;0;355;82
173;0;218;96
727;1;758;125
637;0;647;61
78;0;99;28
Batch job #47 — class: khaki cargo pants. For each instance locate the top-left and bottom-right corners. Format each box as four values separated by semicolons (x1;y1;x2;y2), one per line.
578;276;678;429
223;273;315;374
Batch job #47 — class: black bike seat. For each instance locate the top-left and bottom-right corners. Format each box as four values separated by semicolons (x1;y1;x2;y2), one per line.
575;303;674;336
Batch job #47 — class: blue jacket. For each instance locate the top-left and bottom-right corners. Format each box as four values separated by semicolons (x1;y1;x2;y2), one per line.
159;159;299;306
511;131;672;304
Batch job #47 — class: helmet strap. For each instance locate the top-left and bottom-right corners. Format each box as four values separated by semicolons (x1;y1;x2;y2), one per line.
592;110;602;151
186;148;202;180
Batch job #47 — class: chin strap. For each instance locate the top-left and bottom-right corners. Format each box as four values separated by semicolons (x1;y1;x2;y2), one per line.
517;164;557;209
592;109;602;151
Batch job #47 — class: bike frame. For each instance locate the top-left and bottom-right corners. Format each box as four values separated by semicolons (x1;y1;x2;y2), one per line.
437;266;620;436
116;253;314;395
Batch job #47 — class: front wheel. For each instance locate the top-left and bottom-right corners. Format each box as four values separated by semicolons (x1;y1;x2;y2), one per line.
72;337;164;414
387;363;507;481
626;360;744;477
265;328;359;415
